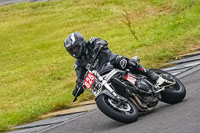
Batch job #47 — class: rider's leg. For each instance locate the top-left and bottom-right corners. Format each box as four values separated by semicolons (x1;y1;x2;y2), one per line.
111;55;169;86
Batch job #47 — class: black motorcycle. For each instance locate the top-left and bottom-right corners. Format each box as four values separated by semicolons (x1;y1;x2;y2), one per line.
73;47;186;123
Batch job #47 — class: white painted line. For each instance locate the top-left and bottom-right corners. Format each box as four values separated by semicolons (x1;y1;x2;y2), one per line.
184;62;200;67
170;72;179;75
177;64;200;79
162;66;178;71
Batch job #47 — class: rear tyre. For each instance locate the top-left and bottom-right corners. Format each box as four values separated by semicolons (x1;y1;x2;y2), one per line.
151;69;186;104
96;94;139;123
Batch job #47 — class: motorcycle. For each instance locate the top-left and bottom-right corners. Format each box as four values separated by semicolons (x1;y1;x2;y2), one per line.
73;46;186;123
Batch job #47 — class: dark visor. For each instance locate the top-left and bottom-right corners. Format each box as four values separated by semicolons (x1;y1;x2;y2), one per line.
68;45;80;57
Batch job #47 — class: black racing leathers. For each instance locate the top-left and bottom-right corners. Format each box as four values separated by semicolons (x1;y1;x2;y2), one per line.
73;37;159;96
74;37;117;83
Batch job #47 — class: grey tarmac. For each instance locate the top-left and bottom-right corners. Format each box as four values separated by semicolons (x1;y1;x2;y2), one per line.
0;0;47;6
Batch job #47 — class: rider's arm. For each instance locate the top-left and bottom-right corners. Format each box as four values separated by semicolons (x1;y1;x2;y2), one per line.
74;60;87;83
88;37;117;63
72;60;87;97
88;37;108;53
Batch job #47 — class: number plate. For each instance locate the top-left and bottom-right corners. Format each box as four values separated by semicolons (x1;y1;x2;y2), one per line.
125;74;136;85
83;72;95;89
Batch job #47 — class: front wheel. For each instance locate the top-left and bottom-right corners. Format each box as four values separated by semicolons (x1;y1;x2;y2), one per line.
151;69;186;104
96;94;139;123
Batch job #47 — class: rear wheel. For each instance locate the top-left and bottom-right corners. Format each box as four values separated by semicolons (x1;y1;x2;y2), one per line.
96;94;139;123
151;69;186;104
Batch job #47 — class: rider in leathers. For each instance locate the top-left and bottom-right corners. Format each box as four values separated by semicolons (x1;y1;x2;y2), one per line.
64;32;169;97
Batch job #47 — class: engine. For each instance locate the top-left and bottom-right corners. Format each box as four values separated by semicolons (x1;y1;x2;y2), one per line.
134;78;158;107
111;73;159;108
135;79;151;93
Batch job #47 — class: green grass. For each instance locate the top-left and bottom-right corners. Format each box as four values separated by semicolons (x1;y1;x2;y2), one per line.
0;0;200;131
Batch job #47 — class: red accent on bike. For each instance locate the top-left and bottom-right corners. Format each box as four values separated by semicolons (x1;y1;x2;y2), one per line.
125;74;136;85
141;68;144;71
83;72;95;89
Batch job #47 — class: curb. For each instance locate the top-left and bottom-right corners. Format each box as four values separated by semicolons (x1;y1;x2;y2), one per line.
176;64;200;79
167;51;200;66
40;100;96;119
179;48;200;58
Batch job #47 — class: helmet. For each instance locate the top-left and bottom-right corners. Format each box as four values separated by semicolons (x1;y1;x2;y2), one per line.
64;32;86;59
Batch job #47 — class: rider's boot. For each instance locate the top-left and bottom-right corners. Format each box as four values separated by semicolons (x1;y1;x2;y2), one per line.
129;61;173;88
146;70;174;87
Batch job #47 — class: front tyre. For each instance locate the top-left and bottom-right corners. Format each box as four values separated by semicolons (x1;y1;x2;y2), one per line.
151;69;186;104
96;94;139;123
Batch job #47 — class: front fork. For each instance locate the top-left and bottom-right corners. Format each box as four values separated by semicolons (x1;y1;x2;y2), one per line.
92;70;127;103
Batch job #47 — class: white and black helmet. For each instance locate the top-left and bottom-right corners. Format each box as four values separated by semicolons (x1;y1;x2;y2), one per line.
64;32;86;59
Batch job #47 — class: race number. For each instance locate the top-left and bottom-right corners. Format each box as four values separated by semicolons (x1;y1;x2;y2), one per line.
125;74;136;85
83;72;95;89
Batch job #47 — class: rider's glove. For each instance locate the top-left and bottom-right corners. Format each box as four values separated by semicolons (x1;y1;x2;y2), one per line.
72;82;84;97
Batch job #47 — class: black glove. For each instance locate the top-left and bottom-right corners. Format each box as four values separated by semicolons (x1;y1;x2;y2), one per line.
72;83;84;97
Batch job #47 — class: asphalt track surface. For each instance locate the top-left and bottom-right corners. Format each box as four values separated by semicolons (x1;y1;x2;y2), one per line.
0;0;47;6
10;54;200;133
